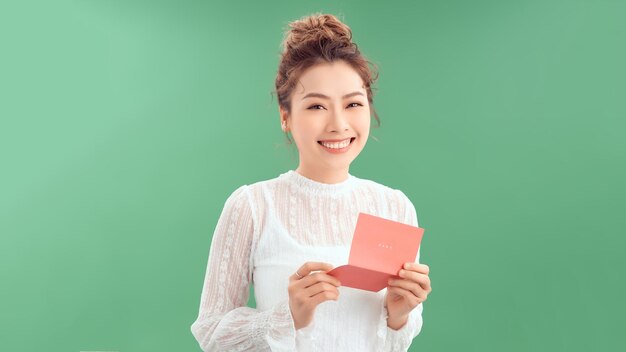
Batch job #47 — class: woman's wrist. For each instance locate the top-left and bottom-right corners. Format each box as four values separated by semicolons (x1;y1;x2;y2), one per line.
387;314;409;330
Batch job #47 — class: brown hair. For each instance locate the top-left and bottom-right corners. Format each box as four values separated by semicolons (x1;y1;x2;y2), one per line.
273;13;381;144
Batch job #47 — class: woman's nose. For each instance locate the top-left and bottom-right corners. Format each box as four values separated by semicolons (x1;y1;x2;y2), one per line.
328;108;349;131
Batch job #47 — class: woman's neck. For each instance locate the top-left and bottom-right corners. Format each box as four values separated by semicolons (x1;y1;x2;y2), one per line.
295;164;350;184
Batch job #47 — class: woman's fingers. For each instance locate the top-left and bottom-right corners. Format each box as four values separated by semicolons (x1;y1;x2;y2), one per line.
300;271;341;288
288;261;342;330
290;261;334;281
303;281;340;299
388;277;425;298
403;262;429;274
308;286;340;307
398;269;432;292
291;284;338;307
299;261;334;276
387;286;424;306
293;281;339;308
288;262;341;305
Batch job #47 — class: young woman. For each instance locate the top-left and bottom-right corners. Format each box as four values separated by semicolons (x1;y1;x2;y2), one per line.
191;13;432;352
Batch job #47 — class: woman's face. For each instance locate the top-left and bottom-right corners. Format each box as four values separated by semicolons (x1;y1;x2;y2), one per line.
280;60;371;178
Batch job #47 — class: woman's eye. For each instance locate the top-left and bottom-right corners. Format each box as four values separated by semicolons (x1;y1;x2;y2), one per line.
308;103;363;110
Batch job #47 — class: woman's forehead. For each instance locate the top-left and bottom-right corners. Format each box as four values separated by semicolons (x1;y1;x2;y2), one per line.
295;62;365;99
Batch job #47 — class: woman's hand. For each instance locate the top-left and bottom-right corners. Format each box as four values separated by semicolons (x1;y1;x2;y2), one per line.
288;262;342;330
385;262;432;330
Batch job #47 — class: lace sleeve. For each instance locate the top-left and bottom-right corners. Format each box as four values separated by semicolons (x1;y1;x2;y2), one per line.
376;189;424;351
190;185;296;351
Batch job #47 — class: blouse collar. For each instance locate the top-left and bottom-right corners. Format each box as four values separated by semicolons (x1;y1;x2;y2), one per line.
282;169;358;195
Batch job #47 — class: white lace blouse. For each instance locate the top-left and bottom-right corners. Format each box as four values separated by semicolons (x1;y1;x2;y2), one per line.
190;169;424;351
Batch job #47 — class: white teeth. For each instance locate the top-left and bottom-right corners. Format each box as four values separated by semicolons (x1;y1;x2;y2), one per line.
320;138;351;149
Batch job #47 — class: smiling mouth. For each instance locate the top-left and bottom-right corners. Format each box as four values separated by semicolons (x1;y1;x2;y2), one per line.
317;137;356;153
317;137;355;149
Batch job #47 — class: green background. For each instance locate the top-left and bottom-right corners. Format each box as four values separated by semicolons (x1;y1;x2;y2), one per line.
1;0;624;351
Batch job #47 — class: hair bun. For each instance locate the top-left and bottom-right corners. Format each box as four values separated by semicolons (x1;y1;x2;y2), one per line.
283;13;353;53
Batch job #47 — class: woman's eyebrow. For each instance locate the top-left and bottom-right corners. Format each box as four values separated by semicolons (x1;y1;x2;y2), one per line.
301;91;365;100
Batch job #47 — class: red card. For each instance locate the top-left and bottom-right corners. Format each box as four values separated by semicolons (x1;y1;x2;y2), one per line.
327;212;424;292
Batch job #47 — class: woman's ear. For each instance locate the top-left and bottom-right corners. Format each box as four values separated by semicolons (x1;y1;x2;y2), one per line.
279;106;289;132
